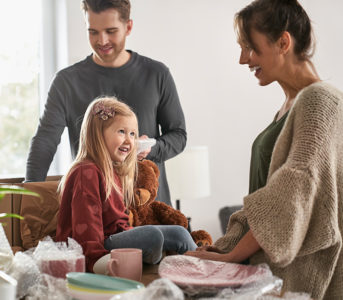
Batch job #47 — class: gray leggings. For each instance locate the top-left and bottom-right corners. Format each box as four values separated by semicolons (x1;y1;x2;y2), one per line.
104;225;197;264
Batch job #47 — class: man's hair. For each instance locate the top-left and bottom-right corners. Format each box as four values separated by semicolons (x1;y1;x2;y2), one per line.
81;0;131;21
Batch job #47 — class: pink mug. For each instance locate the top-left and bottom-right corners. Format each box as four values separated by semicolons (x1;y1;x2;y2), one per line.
107;248;142;281
40;256;85;278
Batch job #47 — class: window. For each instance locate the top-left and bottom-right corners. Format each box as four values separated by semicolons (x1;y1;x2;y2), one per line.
0;0;71;179
0;1;41;177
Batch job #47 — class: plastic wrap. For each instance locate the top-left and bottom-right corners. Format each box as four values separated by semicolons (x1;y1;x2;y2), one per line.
32;236;85;278
25;274;71;300
111;278;184;300
260;291;312;299
8;251;41;299
0;223;14;273
198;276;283;299
156;255;312;299
158;255;281;297
0;247;14;273
4;236;84;299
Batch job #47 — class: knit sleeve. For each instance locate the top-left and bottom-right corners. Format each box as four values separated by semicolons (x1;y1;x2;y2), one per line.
244;84;340;267
214;209;249;252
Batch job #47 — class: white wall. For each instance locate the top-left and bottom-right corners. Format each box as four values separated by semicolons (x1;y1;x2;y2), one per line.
66;0;343;241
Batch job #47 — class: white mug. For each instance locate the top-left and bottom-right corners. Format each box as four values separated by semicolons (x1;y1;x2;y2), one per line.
0;270;17;300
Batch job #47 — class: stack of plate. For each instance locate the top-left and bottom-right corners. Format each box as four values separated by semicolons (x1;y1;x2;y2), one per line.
66;272;145;300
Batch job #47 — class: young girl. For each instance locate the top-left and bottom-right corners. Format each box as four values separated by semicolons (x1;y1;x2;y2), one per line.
186;0;343;299
56;97;196;273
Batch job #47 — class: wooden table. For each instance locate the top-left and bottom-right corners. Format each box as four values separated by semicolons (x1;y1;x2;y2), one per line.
141;263;160;286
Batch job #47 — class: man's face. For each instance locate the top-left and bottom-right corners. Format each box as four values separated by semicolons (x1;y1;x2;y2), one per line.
86;8;132;67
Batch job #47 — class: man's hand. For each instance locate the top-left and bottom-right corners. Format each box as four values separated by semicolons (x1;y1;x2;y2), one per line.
137;135;152;161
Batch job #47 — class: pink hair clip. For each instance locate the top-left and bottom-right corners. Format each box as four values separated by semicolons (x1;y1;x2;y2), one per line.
92;102;115;120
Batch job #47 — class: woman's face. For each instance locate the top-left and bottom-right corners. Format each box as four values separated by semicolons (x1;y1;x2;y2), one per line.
239;29;282;86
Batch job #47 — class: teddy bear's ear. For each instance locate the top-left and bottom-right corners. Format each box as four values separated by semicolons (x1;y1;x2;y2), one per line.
134;188;151;206
142;160;160;178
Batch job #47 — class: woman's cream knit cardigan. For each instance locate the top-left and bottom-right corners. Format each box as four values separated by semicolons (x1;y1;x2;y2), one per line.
215;82;343;300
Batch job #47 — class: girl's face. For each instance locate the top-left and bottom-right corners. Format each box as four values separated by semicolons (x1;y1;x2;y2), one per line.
103;115;137;162
238;29;282;86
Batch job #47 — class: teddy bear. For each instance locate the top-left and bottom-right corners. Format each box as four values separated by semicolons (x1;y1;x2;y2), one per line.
129;159;212;247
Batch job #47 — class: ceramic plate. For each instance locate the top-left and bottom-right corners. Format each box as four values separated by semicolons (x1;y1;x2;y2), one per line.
67;283;144;300
158;255;272;288
66;272;144;292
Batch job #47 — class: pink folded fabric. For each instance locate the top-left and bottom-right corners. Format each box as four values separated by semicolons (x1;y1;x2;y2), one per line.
158;255;272;288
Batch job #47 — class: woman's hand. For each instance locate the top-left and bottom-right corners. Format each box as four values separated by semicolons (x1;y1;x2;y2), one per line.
184;250;229;262
185;230;261;263
196;245;225;253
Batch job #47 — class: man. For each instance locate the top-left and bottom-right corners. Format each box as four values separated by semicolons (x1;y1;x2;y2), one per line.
25;0;186;206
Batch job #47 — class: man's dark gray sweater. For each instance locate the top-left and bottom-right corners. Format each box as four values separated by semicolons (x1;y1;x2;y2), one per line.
26;51;187;205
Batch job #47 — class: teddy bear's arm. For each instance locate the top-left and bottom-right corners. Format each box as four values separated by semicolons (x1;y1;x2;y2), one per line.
129;208;142;227
150;201;188;228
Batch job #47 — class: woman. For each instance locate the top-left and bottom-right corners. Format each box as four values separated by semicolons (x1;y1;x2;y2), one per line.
185;0;343;299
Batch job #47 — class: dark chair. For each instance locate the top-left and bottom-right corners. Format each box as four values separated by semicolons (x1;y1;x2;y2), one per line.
219;205;243;234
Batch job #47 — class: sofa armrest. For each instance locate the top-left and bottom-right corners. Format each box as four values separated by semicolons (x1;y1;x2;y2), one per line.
0;176;61;248
20;181;60;249
0;193;15;245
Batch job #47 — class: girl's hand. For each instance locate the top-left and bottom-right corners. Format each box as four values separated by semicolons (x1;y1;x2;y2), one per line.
137;148;151;161
184;250;229;262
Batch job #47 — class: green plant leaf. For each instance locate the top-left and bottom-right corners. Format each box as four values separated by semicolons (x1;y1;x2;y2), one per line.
0;185;40;221
0;213;24;220
0;185;40;200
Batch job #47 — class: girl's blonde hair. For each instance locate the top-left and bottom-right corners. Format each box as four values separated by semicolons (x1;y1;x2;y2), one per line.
59;96;138;207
